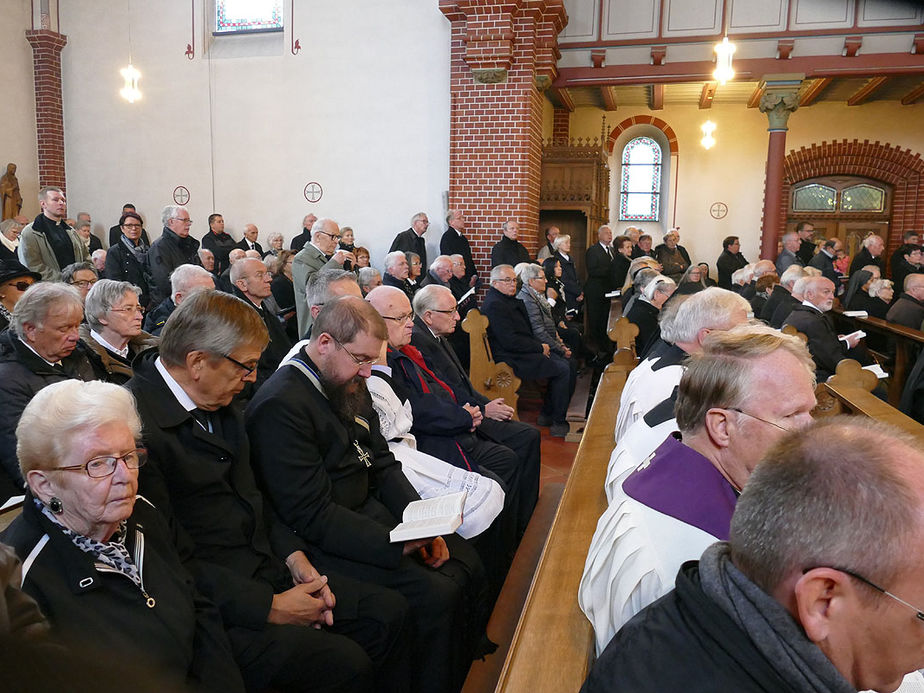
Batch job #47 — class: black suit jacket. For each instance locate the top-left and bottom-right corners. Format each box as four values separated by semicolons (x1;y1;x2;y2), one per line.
783;303;867;381
808;250;839;285
848;247;885;277
127;350;306;631
245;349;420;570
231;287;293;392
234;238;264;256
797;238;816;266
411;318;488;408
760;284;789;323
389;228;427;270
290;228;311;251
584;243;615;300
440;227;477;283
716;250;747;290
490;237;530;268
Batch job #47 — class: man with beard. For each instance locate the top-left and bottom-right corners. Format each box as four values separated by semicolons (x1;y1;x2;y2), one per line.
246;296;489;693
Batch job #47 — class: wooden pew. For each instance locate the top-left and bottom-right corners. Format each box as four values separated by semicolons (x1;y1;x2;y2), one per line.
493;316;638;692
462;309;522;416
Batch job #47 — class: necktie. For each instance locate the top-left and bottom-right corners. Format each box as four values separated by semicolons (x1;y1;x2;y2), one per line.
606;245;613;260
191;408;213;434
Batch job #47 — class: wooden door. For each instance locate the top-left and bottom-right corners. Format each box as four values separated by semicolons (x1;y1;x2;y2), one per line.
538;210;588;279
837;221;890;261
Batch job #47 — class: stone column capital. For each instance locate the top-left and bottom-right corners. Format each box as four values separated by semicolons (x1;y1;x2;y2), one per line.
758;74;804;131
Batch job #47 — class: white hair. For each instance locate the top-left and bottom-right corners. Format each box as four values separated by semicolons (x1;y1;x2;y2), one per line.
169;264;215;298
660;287;750;344
780;265;807;289
384;251;406;272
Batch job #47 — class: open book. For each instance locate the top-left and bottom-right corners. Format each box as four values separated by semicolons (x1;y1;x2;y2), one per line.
389;491;467;543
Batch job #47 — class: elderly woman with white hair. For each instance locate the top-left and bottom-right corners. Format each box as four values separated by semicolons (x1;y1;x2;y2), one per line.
263;231;285;259
0;282;103;504
0;218;24;262
0;379;245;691
625;273;676;355
80;279;159;384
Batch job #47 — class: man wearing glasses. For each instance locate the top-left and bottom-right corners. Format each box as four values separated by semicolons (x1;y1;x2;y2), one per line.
247;295;488;693
291;217;355;338
580;323;817;654
148;205;202;307
584;416;924;693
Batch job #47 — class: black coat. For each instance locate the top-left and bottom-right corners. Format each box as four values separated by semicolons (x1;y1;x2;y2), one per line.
290;228;311;251
892;259;921;295
389;228;428;271
143;296;175;336
582;561;798;693
625;299;660;355
104;238;152;306
482;287;543;363
411;318;488;408
797;237;816;266
201;231;237;275
759;284;789;323
769;291;800;329
0;331;101;503
245;349;420;570
554;251;582;310
440;227;477;283
148;227;201;306
127;351;307;631
234;238;264;256
808;250;839;285
1;493;244;692
848;246;885;277
490;236;530;269
784;304;869;381
231;287;292;393
583;243;615;300
886;293;924;330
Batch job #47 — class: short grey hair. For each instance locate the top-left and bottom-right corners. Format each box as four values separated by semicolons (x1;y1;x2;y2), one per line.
12;282;83;335
863;234;884;249
490;264;514;282
91;249;107;264
404;251;420;265
159;290;268;368
267;232;284;245
660;287;750;344
752;260;775;279
782;231;798;245
411;212;427;224
230;257;264;284
84;279;141;333
642;275;675;302
306;268;358;308
17;380;142;476
633;267;661;293
311;217;338;240
791;276;813;297
198;248;214;260
74;219;91;231
170;264;214;298
429;255;451;272
552;235;570;252
519;263;544;283
675;323;815;434
0;219;23;237
61;262;97;284
413;284;453;316
730;417;921;596
357;267;382;291
384;251;406;272
161;205;185;226
868;278;893;297
780;264;807;289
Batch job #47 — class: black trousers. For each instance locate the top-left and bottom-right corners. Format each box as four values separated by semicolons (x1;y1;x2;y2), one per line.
227;572;411;693
477;419;540;536
308;534;488;693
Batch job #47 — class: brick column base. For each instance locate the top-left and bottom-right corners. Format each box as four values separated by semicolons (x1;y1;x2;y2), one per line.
26;30;68;192
440;0;567;266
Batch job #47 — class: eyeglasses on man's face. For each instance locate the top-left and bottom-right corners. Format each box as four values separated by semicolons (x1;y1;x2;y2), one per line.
52;448;147;478
222;353;258;377
317;230;342;241
172;217;193;225
729;407;791;433
803;566;924;623
381;312;414;324
329;334;378;367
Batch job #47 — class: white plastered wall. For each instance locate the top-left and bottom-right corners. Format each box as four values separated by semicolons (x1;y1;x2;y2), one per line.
57;0;451;266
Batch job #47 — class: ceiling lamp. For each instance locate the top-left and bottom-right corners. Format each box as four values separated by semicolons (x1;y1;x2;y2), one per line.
120;64;141;103
701;121;716;149
713;36;736;85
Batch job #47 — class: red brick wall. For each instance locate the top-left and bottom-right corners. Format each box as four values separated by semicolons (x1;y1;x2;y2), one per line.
26;30;68;192
440;0;567;268
606;115;679;155
552;108;570;143
781;140;924;255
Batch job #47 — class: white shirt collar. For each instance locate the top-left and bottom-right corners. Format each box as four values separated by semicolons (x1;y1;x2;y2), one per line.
90;329;129;358
17;336;59;366
559;251;570;260
154;356;198;413
801;299;823;312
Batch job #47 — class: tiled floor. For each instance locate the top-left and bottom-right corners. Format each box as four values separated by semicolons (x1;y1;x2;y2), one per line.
517;389;580;490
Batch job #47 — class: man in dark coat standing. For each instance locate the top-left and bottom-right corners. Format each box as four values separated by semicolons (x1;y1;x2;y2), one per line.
482;265;572;437
716;235;747;290
234;223;264;256
848;234;886;276
290;213;317;252
129;290;410;693
200;213;236;275
795;221;817;266
490;221;531;268
389;212;429;270
148;205;201;306
246;296;489;693
584;224;617;354
440;209;478;287
807;237;842;286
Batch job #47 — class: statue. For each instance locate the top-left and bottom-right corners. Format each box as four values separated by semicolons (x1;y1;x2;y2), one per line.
0;163;23;221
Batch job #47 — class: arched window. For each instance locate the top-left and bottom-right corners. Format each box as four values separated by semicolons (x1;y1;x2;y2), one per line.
619;137;661;222
216;0;283;34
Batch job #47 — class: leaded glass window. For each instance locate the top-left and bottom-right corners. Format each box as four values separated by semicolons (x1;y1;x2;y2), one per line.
792;184;836;212
216;0;283;34
619;137;661;222
841;184;885;212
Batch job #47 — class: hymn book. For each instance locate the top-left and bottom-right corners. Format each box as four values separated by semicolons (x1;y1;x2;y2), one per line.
389;491;467;543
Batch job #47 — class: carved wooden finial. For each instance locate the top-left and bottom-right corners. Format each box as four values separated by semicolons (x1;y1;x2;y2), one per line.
608;317;639;351
781;325;808;343
461;309;489;336
829;359;878;393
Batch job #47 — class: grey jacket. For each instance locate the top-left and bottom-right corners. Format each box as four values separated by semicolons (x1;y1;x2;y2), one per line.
292;242;343;338
18;218;88;281
517;284;566;355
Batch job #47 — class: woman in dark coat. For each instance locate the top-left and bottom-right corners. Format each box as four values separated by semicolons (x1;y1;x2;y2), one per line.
271;249;298;341
103;211;151;307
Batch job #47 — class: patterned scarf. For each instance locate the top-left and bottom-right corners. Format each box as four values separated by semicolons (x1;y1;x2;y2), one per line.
37;498;142;588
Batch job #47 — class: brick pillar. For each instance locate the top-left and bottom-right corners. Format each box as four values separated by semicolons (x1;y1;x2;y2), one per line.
26;30;68;191
758;74;802;260
552;108;570;143
440;0;567;265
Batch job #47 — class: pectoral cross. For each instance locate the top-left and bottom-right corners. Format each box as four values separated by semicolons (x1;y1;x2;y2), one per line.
354;441;372;467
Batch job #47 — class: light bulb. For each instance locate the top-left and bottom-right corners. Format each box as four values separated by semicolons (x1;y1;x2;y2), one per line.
120;64;142;103
713;37;735;85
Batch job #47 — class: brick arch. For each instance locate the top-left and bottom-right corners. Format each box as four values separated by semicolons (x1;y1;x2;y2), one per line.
778;139;924;251
606;116;679;156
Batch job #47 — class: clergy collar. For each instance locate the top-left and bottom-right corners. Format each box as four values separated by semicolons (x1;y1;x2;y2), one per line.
90;329;129;359
154;356;198;414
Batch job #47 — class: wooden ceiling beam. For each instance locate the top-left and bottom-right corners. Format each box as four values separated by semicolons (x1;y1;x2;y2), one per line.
699;81;717;109
799;77;833;106
747;84;764;108
846;76;889;106
601;86;618;111
551;87;575;112
901;82;924;105
649;84;664;110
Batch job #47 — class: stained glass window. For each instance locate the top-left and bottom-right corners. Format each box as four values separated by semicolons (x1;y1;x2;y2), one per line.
792;184;836;212
216;0;283;34
841;184;885;212
619;137;661;222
